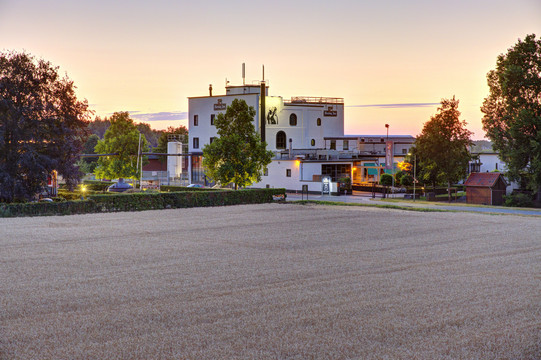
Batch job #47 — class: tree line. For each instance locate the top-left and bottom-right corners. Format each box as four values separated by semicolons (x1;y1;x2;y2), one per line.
1;33;540;203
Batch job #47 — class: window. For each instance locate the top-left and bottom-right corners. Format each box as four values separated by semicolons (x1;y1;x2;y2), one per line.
321;164;351;182
289;113;297;126
343;140;349;151
330;140;336;150
311;139;315;146
276;131;286;149
286;169;291;177
402;148;407;154
317;118;321;126
210;114;215;125
193;115;198;126
210;137;215;144
193;137;199;149
264;168;268;176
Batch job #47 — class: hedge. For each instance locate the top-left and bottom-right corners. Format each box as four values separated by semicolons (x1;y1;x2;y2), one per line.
160;185;223;192
0;188;286;217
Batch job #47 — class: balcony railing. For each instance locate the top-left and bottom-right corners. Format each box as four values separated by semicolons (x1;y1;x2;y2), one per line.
286;96;344;105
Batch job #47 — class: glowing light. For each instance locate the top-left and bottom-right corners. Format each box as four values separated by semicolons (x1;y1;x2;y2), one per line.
397;161;412;171
295;160;301;167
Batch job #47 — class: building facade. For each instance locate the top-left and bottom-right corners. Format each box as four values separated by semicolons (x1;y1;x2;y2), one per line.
178;78;414;191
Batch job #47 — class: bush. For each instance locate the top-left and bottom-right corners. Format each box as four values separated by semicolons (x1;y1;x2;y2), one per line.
160;185;222;192
504;193;534;208
380;174;393;186
82;180;115;191
0;200;97;217
400;174;413;186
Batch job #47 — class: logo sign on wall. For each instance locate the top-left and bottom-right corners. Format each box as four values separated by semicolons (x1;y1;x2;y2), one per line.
267;107;278;124
324;105;337;117
385;141;394;170
214;99;227;111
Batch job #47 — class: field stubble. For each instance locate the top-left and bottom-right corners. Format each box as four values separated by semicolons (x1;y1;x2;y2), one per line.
1;203;540;359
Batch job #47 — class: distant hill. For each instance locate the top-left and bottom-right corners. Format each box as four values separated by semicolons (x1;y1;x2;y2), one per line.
471;140;493;153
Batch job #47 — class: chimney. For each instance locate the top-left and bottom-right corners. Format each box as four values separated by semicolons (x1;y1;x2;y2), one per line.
209;84;212;96
242;63;245;85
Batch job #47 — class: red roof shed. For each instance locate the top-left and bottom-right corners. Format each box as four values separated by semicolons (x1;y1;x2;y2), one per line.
464;172;508;205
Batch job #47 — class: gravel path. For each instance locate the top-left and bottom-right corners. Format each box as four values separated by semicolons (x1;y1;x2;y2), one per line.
1;204;540;359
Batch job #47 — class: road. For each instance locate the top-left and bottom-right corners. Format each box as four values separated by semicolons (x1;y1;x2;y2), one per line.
285;191;541;216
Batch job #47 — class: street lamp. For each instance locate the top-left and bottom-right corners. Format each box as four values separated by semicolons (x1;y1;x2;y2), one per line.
408;152;417;202
385;124;394;196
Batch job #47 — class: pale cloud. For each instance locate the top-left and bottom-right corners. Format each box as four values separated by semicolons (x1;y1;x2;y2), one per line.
348;103;440;109
129;111;188;122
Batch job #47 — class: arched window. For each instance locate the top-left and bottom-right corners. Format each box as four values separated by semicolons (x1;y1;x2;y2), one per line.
317;118;321;126
276;131;286;149
311;139;315;146
289;113;297;126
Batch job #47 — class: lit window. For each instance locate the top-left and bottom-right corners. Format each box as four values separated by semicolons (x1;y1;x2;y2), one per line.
289;113;297;126
311;139;315;146
210;114;215;125
193;137;199;149
276;131;286;149
286;169;291;177
194;115;198;126
317;118;321;126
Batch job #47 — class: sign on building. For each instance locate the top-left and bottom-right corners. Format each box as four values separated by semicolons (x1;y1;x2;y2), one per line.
322;176;331;194
385;141;393;170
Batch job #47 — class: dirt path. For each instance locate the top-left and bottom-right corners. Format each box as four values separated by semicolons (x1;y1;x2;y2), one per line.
1;204;540;359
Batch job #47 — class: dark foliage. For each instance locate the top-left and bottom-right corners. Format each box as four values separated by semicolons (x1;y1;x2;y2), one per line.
0;51;90;202
0;188;286;217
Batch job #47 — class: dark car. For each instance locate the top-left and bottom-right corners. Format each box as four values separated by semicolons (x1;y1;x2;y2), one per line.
107;178;134;193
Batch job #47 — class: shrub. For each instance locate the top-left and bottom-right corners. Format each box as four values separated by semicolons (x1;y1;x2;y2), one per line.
0;188;286;217
82;180;115;191
380;174;393;186
504;193;534;208
400;174;413;186
160;185;223;192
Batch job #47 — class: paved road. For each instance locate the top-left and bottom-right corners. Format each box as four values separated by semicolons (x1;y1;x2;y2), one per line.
285;191;541;216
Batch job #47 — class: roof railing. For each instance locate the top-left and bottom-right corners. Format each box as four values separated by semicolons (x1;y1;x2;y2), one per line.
287;96;344;104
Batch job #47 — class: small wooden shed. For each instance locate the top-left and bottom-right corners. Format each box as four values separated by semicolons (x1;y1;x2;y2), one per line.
464;172;508;205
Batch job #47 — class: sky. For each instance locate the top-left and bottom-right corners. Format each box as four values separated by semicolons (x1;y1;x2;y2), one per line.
1;0;540;139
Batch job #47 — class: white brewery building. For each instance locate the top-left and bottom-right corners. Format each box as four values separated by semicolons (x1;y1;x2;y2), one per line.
168;70;414;193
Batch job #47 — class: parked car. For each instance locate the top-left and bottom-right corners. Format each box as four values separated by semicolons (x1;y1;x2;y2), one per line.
107;178;133;193
187;184;203;188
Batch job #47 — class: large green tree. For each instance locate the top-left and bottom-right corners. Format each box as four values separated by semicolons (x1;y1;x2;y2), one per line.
0;51;90;202
410;97;472;199
202;99;273;189
154;125;188;155
481;34;541;200
94;112;149;180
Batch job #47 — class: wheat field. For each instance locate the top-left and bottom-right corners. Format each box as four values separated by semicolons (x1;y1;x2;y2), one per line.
1;203;540;359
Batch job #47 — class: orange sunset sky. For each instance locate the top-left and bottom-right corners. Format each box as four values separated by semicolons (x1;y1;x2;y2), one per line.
1;0;540;139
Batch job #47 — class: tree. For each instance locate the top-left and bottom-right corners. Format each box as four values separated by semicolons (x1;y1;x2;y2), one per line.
154;125;188;155
136;122;161;148
78;133;100;175
0;51;90;202
88;116;110;138
94;112;149;181
481;34;541;201
202;99;273;189
410;97;472;200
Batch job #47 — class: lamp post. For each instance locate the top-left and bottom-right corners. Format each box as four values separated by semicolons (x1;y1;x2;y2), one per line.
413;154;416;202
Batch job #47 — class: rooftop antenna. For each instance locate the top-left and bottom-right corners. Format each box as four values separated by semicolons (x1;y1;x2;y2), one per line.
242;63;245;85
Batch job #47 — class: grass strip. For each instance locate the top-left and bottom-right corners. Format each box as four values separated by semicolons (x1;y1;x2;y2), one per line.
289;200;448;212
